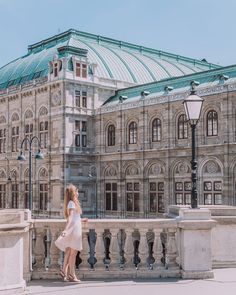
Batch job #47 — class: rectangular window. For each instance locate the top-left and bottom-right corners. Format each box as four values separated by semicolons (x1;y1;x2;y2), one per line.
126;182;139;212
0;184;6;208
75;63;81;77
12;126;19;152
175;181;191;205
75;134;80;147
82;64;87;78
75;90;80;107
105;182;117;211
39;183;48;211
24;183;29;209
24;124;33;150
11;183;19;208
82;91;87;108
0;129;6;154
75;120;80;131
149;181;164;213
39;121;48;149
82;121;87;132
82;135;87;147
204;181;222;205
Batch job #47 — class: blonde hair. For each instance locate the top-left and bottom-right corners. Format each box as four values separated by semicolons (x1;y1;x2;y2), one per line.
63;184;82;218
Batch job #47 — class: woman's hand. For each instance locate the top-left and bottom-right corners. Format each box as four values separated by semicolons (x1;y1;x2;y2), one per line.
61;231;67;237
82;218;88;222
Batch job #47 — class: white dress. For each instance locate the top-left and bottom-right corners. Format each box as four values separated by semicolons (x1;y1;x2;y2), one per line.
55;200;82;251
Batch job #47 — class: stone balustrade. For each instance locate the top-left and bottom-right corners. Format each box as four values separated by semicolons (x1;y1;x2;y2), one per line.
30;218;180;279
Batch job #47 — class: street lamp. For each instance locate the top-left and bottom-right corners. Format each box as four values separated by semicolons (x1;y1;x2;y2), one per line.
17;136;44;211
183;81;204;209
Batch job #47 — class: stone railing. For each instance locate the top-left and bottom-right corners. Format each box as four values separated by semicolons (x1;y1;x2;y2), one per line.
30;219;180;279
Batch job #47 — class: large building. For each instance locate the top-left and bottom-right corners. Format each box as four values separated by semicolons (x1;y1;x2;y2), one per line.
0;29;235;218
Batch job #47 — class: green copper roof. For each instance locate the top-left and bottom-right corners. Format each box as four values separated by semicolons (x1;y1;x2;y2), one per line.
0;29;221;90
103;64;236;106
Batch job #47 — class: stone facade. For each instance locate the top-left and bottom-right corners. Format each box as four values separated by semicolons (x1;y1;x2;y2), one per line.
0;30;235;218
96;82;236;218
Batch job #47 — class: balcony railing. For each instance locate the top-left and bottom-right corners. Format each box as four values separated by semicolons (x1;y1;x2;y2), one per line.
31;219;180;279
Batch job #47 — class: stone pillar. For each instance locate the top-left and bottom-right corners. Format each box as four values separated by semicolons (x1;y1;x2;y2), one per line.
176;207;216;279
0;210;30;295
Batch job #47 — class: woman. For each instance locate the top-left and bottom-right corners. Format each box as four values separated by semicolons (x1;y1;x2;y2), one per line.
55;184;87;282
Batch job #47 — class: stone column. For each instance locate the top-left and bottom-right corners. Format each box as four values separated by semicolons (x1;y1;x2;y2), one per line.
177;207;216;279
0;210;30;295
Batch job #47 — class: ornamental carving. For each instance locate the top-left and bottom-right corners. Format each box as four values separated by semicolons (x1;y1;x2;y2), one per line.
175;162;190;174
39;106;48;116
105;166;117;177
11;112;20;122
149;163;164;175
204;161;220;174
52;91;61;107
0;115;6;124
126;165;139;176
25;109;34;119
0;170;6;179
39;168;48;179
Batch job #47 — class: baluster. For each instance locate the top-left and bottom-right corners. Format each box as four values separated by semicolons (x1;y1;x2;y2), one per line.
95;228;105;269
44;228;51;270
124;229;133;269
138;229;148;269
166;229;178;268
117;229;126;269
31;228;36;267
50;226;60;272
153;229;163;269
161;230;168;269
132;230;141;269
103;229;111;270
79;232;89;270
146;230;155;270
109;228;119;270
87;229;97;270
33;227;46;275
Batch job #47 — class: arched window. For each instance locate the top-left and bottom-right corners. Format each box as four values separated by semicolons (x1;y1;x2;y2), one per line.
108;125;115;146
129;121;137;144
178;114;188;139
152;118;161;142
207;110;218;136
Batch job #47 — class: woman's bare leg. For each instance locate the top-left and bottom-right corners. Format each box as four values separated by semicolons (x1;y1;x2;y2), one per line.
68;249;78;278
62;247;71;276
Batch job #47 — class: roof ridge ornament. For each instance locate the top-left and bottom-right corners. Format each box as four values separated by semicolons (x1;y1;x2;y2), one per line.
164;86;174;93
190;80;200;93
219;74;229;82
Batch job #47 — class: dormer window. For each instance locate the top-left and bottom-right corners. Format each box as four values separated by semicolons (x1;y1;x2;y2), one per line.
75;62;87;78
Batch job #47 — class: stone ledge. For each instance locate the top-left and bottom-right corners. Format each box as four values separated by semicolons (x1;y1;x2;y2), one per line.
181;270;214;279
177;220;217;230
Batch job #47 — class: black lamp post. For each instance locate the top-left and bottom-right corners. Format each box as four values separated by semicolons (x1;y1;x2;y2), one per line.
183;82;204;209
17;136;44;211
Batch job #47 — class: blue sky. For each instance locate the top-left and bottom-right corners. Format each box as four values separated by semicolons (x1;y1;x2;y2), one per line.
0;0;236;68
